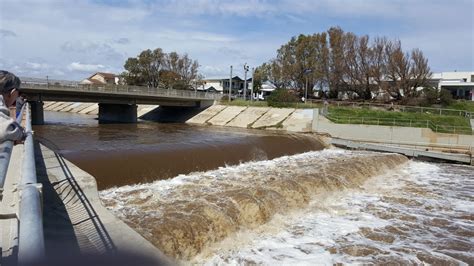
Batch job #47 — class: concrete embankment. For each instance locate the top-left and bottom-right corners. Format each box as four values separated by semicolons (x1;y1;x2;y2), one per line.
186;105;313;132
35;143;171;264
42;101;159;118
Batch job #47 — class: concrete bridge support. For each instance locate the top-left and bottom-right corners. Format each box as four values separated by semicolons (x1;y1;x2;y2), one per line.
98;103;137;124
30;101;44;125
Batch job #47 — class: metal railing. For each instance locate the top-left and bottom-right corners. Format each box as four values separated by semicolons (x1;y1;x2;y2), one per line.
21;82;222;101
325;113;474;135
0;103;45;263
18;103;45;264
310;99;473;118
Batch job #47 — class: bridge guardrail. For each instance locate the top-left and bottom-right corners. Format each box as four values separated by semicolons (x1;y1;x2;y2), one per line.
21;82;222;101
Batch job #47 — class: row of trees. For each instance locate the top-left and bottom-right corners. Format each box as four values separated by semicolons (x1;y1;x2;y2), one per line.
254;27;432;101
122;48;202;90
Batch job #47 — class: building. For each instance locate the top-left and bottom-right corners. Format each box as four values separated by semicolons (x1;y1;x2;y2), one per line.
431;71;474;101
201;76;252;94
80;72;120;85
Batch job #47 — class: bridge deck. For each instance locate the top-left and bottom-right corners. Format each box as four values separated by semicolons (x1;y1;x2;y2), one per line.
21;83;219;106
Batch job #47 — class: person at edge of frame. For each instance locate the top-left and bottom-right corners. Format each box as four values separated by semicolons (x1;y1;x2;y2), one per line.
0;70;25;143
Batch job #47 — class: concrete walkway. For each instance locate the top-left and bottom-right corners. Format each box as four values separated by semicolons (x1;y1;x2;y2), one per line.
35;143;172;264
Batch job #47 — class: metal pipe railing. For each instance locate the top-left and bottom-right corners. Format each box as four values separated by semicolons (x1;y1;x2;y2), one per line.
18;103;45;264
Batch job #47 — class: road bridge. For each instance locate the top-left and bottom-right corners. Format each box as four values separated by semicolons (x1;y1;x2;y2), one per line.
20;82;219;124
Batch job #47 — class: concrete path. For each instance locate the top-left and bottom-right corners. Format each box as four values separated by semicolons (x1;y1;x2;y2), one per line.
0;145;22;265
207;106;246;126
226;107;270;128
251;108;295;129
186;105;227;124
36;143;171;264
331;138;473;165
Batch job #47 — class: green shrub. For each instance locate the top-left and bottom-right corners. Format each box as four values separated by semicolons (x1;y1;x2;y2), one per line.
267;88;299;107
439;89;453;106
422;87;438;105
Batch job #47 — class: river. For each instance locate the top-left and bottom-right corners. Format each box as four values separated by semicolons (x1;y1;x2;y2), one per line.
36;111;474;265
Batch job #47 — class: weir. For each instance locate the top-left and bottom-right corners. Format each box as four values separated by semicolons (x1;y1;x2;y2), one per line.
100;151;408;260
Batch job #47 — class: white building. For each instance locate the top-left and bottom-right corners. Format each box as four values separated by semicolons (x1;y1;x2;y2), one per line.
200;76;252;94
431;71;474;101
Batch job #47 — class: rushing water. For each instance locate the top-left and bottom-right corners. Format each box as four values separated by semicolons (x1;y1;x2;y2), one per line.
100;151;473;265
36;111;474;265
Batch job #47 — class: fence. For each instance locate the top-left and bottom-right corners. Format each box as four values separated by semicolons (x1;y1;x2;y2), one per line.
325;113;473;135
310;99;473;118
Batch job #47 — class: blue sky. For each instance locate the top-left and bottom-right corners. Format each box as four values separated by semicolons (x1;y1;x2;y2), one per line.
0;0;473;80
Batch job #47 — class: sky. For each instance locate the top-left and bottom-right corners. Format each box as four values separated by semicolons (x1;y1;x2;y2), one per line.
0;0;473;81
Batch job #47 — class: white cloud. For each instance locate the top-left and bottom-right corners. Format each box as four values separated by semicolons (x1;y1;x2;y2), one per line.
25;62;49;70
0;29;17;38
0;0;471;80
67;62;105;72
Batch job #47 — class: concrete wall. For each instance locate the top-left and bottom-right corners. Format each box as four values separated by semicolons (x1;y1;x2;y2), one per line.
313;111;474;148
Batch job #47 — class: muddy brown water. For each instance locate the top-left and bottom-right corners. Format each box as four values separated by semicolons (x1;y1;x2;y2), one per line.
34;111;325;190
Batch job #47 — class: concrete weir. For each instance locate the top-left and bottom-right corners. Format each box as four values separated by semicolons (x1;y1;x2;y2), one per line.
36;143;171;264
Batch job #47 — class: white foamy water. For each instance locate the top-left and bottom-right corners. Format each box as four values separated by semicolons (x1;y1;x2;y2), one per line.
100;149;473;264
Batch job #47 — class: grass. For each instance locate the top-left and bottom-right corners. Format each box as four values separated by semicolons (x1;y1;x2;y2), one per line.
327;107;472;134
445;100;474;113
220;99;323;109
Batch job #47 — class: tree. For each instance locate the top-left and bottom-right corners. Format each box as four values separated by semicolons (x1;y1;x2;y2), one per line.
122;48;200;90
258;26;432;102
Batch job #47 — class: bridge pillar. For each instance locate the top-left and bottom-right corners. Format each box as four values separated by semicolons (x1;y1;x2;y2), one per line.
98;103;137;124
29;101;44;125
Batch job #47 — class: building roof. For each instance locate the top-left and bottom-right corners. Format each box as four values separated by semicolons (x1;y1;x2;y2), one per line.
80;78;106;85
89;72;117;80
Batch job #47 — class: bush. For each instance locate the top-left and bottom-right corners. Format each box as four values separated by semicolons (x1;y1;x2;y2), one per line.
422;87;438;105
439;89;453;106
267;88;299;107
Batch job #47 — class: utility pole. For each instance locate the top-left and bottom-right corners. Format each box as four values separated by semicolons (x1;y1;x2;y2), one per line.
303;69;312;103
243;63;249;101
250;67;255;102
46;75;49;89
229;65;233;102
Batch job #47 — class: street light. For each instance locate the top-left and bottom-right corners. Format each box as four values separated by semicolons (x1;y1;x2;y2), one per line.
243;63;250;101
303;69;312;103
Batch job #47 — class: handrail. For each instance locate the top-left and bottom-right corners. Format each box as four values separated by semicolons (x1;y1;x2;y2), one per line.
17;103;45;264
325;113;474;135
